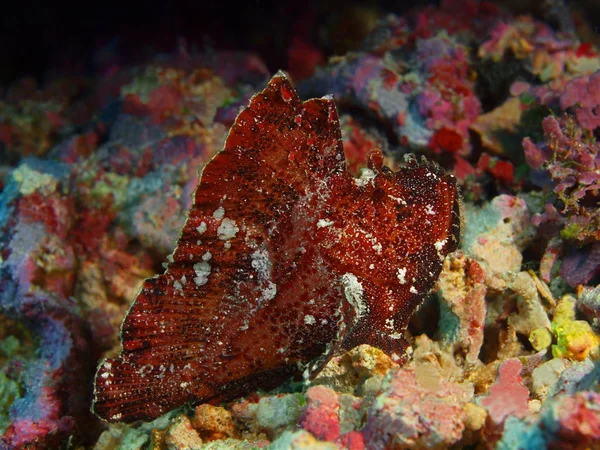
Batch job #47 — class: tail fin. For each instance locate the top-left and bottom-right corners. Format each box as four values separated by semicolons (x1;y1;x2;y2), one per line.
92;357;194;423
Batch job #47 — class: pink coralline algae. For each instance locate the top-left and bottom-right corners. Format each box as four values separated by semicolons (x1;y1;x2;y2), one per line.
560;71;600;132
543;391;600;448
480;359;530;425
362;367;472;449
299;386;341;442
302;28;481;159
496;386;600;449
418;35;482;157
515;69;600;131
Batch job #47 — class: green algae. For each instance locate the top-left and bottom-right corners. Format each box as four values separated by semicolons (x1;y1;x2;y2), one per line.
255;393;304;434
437;298;462;345
552;295;599;360
0;334;29;436
94;408;182;450
121;68;161;104
0;371;21;435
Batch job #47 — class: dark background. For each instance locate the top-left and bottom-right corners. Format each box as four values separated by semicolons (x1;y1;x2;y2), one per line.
1;0;599;86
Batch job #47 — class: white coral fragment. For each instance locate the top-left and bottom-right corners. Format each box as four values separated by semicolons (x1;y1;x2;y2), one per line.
217;218;239;240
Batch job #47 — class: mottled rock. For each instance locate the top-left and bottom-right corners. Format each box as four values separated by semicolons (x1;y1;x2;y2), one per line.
363;367;472;448
436;253;487;365
164;415;203;450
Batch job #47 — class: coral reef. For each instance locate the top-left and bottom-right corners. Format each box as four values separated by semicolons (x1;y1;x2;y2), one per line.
300;26;481;160
0;53;269;448
1;0;600;448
